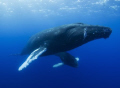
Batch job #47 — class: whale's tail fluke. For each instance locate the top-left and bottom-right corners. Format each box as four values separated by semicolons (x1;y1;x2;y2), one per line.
54;52;79;68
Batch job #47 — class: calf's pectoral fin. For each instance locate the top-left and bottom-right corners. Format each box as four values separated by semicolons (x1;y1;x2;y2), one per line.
18;47;47;71
54;52;79;68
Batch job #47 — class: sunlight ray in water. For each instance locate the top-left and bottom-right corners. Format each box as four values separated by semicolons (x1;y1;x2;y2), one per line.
0;0;120;17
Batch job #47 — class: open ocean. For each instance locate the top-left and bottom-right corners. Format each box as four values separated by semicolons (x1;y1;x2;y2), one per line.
0;0;120;88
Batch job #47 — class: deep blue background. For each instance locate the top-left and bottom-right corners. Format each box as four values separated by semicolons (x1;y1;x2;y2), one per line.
0;0;120;88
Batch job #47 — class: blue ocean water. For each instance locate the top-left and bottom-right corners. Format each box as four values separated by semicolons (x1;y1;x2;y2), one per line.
0;0;120;88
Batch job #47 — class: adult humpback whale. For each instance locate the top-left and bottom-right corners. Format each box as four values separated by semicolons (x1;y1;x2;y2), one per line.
18;23;112;71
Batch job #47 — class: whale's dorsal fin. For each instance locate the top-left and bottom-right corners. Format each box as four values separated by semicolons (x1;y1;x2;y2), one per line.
18;47;47;71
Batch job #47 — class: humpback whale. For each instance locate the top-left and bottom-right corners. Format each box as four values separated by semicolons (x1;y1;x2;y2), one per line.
18;23;112;71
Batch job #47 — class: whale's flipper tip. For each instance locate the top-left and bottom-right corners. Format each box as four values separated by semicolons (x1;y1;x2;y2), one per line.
75;57;79;61
53;63;64;68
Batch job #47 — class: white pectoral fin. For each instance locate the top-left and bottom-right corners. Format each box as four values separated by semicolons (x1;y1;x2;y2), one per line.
53;57;79;68
18;47;47;71
53;63;64;68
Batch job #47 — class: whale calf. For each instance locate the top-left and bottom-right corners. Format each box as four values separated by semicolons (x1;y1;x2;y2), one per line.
18;23;112;71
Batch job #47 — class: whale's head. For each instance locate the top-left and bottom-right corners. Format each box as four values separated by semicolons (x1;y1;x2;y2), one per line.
73;23;112;41
65;23;112;48
82;25;112;40
101;27;112;39
78;24;112;44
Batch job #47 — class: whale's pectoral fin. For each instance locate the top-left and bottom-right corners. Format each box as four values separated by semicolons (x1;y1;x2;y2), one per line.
54;52;79;68
18;47;47;71
53;63;64;68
